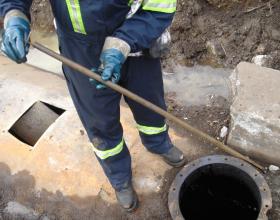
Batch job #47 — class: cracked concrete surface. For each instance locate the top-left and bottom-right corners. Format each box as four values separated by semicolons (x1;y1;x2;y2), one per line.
228;62;280;166
0;55;212;219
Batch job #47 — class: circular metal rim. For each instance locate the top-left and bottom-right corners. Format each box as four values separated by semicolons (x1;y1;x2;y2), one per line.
168;155;272;220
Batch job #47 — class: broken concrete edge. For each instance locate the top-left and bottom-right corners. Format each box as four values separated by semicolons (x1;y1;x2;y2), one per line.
228;65;239;101
227;62;280;166
228;116;280;167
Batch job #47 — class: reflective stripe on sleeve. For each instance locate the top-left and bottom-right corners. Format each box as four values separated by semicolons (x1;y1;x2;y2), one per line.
142;0;177;13
128;0;135;6
136;124;167;135
92;139;124;160
65;0;87;34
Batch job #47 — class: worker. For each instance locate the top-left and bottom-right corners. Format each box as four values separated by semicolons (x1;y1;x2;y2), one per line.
0;0;185;212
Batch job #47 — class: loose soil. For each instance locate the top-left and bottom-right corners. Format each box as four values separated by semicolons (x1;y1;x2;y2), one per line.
164;0;280;71
165;92;230;141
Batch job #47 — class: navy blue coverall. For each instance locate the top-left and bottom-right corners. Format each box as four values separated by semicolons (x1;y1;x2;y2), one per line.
0;0;177;190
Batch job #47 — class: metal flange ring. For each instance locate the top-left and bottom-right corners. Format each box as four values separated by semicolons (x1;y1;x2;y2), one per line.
168;155;272;220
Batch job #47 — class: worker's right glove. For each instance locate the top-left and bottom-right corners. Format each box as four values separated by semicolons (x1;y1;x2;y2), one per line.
1;10;30;63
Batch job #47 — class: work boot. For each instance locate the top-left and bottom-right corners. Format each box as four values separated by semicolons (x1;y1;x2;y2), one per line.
160;146;185;167
115;182;138;212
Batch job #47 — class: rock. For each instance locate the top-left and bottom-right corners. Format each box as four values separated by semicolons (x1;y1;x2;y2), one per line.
269;165;279;172
251;55;272;67
206;39;226;58
252;52;280;71
220;126;228;138
228;62;280;165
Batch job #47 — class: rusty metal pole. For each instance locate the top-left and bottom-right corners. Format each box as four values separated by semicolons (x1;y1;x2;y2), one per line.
31;42;265;172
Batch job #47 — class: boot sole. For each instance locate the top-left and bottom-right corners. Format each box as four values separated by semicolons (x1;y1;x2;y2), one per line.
163;157;186;168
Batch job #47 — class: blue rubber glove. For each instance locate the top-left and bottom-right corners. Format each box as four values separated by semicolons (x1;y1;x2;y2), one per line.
89;37;131;90
89;67;106;90
1;14;30;64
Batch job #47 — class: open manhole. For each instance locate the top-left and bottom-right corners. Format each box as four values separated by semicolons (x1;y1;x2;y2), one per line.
9;101;65;146
168;155;272;220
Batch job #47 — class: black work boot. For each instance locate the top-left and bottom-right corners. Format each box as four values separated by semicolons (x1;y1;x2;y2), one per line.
115;182;138;212
160;146;185;167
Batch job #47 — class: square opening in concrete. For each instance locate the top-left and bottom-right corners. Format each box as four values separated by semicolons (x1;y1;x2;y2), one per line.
9;101;65;146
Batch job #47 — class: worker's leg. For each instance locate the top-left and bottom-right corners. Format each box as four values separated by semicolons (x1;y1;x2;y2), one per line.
58;36;132;191
122;56;173;154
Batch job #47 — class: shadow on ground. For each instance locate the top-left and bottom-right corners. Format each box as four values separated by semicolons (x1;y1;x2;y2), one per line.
0;162;179;220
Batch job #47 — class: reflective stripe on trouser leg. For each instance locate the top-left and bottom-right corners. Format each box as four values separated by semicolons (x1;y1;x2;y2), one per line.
92;139;124;160
65;0;87;34
136;124;167;135
122;56;173;154
94;140;132;191
137;124;172;154
142;0;177;13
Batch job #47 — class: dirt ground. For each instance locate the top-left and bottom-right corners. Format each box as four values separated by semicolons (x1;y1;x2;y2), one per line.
0;162;179;220
164;0;280;71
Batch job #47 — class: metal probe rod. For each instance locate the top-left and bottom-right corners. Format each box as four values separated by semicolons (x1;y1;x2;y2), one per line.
31;42;265;172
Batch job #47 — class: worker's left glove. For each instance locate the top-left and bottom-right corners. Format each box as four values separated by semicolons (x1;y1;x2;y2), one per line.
148;29;171;58
1;10;30;63
89;37;130;89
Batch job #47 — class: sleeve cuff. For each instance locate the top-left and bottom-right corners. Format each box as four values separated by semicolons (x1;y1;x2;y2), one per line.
102;37;131;58
4;9;29;29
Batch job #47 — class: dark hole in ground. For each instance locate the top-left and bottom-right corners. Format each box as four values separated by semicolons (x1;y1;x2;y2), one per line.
9;101;65;146
179;164;261;220
42;101;65;115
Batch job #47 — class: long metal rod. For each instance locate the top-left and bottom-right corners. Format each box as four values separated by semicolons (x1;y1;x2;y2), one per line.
31;42;265;172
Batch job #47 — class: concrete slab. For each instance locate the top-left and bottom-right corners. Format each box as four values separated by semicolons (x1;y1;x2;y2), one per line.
0;55;212;218
228;62;280;165
163;65;232;107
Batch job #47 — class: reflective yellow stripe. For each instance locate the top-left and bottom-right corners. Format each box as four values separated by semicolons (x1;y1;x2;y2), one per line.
127;0;143;19
65;0;87;34
92;139;124;160
142;0;176;13
128;0;135;6
137;124;167;135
